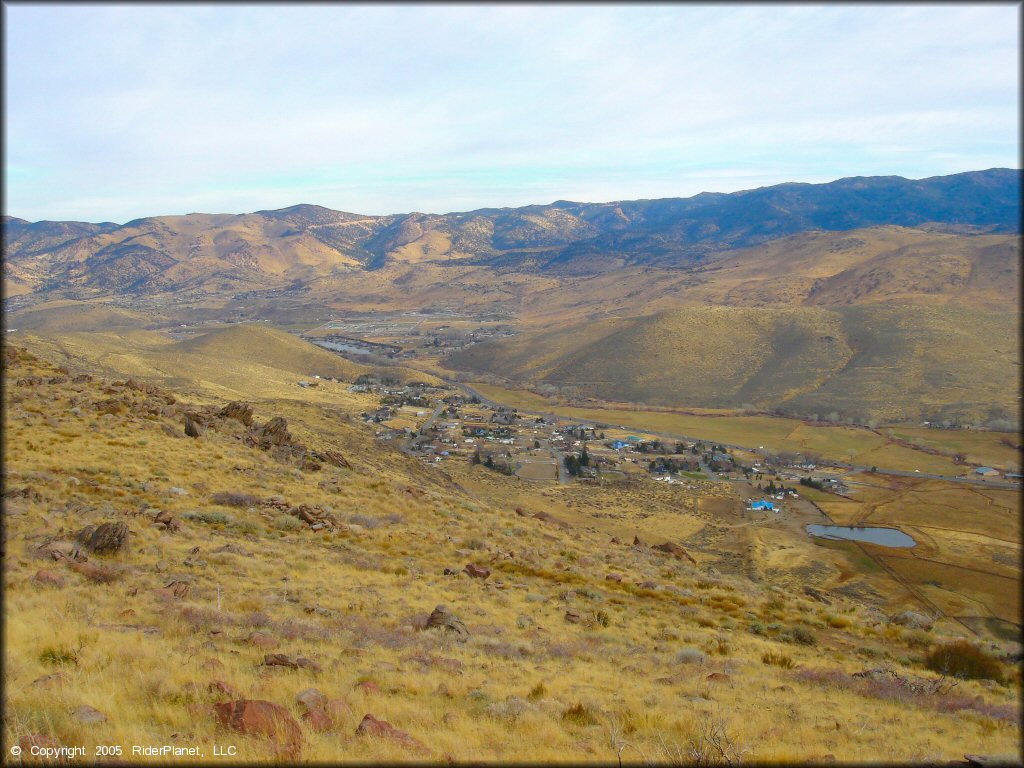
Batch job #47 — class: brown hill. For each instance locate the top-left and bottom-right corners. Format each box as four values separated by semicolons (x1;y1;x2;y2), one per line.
447;303;1020;425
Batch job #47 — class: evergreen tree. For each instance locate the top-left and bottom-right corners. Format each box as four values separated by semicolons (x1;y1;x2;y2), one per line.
471;450;482;465
485;454;495;469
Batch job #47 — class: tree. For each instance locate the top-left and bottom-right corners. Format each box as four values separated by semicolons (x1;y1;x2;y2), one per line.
534;439;541;449
580;445;590;467
485;455;495;469
471;450;482;465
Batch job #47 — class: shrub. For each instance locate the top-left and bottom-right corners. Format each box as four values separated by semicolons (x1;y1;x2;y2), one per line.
925;641;1004;682
273;514;302;531
349;514;383;529
748;621;767;636
527;682;547;701
592;610;611;628
211;491;259;507
562;702;598;726
39;645;79;666
674;647;706;665
761;650;795;669
183;510;230;526
826;615;851;629
788;626;817;646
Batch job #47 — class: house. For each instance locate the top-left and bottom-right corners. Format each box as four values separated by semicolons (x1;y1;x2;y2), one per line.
610;440;630;450
750;500;776;512
975;467;999;476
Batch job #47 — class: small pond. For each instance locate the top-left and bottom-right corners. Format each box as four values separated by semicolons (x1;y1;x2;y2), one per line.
806;524;916;548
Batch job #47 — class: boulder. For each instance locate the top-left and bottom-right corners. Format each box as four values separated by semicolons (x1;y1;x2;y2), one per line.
355;714;425;751
213;699;302;755
425;605;469;639
463;563;490;579
295;688;327;712
74;705;107;724
302;708;333;732
653;541;697;565
264;654;300;669
246;631;278;649
184;417;203;438
256;417;292;448
218;401;254;426
84;521;129;554
322;450;351;469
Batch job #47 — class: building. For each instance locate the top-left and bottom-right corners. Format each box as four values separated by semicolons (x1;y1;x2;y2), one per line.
975;467;999;476
610;440;630;450
750;500;776;512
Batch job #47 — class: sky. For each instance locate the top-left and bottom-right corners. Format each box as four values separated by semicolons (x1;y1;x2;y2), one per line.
4;3;1020;223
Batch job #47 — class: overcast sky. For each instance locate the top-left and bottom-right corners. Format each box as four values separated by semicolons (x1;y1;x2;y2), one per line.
4;3;1019;222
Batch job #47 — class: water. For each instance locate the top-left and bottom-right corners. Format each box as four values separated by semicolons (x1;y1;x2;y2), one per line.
311;340;377;356
806;524;916;548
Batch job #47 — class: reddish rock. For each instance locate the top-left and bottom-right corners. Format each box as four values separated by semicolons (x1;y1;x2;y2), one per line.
246;631;278;649
653;541;697;565
564;611;582;624
33;569;66;588
295;688;327;712
706;672;731;682
324;698;352;721
463;563;491;579
264;653;299;669
302;708;333;732
354;681;381;695
605;573;623;583
355;713;425;751
67;560;118;584
213;699;302;755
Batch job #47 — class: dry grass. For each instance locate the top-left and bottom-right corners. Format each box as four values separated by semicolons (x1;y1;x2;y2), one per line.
3;343;1020;763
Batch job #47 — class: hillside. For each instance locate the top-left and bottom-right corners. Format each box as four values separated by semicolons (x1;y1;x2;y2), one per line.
446;304;1020;425
4;169;1019;301
3;342;1020;763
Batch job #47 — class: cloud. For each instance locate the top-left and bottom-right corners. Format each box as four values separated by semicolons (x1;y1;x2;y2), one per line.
4;4;1019;221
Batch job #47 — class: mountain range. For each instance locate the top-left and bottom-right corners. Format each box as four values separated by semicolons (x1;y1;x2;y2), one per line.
4;168;1020;298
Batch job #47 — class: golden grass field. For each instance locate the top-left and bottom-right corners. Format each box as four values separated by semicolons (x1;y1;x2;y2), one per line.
3;328;1021;764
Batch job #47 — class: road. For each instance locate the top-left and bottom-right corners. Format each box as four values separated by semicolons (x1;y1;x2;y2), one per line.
452;382;1020;490
552;448;570;484
418;402;446;435
698;460;719;481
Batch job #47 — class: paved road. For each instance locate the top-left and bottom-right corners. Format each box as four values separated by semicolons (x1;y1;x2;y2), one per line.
698;460;719;481
418;402;446;435
452;382;1020;490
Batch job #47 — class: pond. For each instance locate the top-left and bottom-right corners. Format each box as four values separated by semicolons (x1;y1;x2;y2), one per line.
806;524;916;548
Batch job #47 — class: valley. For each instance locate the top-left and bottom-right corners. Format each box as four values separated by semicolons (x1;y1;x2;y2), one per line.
3;169;1021;764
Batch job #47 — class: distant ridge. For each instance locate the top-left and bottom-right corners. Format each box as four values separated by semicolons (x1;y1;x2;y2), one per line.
4;168;1020;297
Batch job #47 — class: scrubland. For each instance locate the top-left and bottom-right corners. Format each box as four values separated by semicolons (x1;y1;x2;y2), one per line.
3;342;1020;763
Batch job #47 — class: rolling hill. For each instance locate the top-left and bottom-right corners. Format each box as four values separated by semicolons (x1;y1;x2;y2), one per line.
446;303;1020;425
